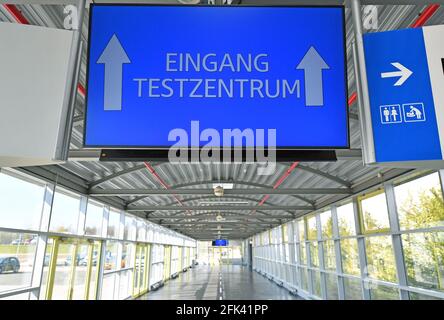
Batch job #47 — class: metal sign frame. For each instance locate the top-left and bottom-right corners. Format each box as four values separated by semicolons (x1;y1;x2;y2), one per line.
83;3;350;155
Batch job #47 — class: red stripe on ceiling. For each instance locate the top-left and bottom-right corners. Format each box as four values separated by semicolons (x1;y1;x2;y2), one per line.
348;92;357;107
3;4;29;24
77;83;86;97
255;161;300;209
411;4;440;28
144;162;190;215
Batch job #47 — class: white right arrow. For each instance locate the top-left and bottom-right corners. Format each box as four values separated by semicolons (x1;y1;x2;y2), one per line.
381;62;413;86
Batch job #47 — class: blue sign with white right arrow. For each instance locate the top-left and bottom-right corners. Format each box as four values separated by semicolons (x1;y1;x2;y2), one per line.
364;25;444;165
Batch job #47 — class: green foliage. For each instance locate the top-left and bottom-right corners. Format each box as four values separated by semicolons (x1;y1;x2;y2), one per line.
399;187;444;229
399;187;444;291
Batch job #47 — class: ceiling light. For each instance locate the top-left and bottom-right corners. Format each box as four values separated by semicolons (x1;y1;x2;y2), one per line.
214;186;224;197
199;201;249;205
212;183;233;189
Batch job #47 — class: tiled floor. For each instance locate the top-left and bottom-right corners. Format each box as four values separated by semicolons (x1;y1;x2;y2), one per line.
138;264;302;300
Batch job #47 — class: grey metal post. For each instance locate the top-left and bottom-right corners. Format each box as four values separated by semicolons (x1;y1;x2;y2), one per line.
77;195;88;235
96;240;107;300
101;206;110;238
30;182;55;300
384;182;410;300
288;221;297;288
294;221;303;290
306;227;314;295
119;209;125;240
351;0;376;164
331;205;345;300
353;198;371;300
58;0;86;160
316;214;328;299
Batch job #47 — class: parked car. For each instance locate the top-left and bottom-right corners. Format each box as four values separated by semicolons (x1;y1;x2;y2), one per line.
0;257;20;273
10;239;25;245
26;237;37;245
78;253;98;267
64;254;84;266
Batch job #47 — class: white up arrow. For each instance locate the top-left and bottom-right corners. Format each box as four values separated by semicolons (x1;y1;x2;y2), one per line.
380;62;413;86
97;34;131;111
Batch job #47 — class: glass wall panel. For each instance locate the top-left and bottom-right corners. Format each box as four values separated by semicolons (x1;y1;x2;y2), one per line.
49;188;81;234
118;270;132;300
365;236;397;283
107;209;121;239
101;273;116;300
298;220;305;242
0;232;37;293
104;241;118;271
402;232;444;292
309;241;319;268
370;285;399;300
409;292;444;300
312;271;321;297
323;240;336;271
395;173;444;230
299;242;306;265
299;267;308;292
341;238;360;276
84;200;103;236
124;215;136;241
122;242;133;269
320;211;333;239
51;242;75;300
306;216;317;240
343;277;362;300
0;171;45;231
359;191;390;233
337;203;356;236
326;273;339;300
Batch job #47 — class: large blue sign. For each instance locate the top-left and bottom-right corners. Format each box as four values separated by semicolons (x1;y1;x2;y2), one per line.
84;5;348;148
364;26;444;163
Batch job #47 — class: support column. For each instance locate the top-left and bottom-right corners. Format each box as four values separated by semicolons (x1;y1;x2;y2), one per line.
385;182;410;300
30;182;55;300
59;0;86;160
288;221;297;288
353;198;371;300
331;205;345;300
351;0;376;164
316;214;328;300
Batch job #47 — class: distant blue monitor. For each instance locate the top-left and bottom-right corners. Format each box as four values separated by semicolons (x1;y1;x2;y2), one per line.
212;239;228;246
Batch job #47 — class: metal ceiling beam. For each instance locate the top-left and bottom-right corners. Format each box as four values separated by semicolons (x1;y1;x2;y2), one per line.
167;209;290;218
156;221;282;225
128;195;300;215
149;215;293;220
127;191;314;206
89;164;146;188
128;205;313;211
91;188;351;196
128;180;315;206
174;226;265;231
297;164;351;187
88;159;353;191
